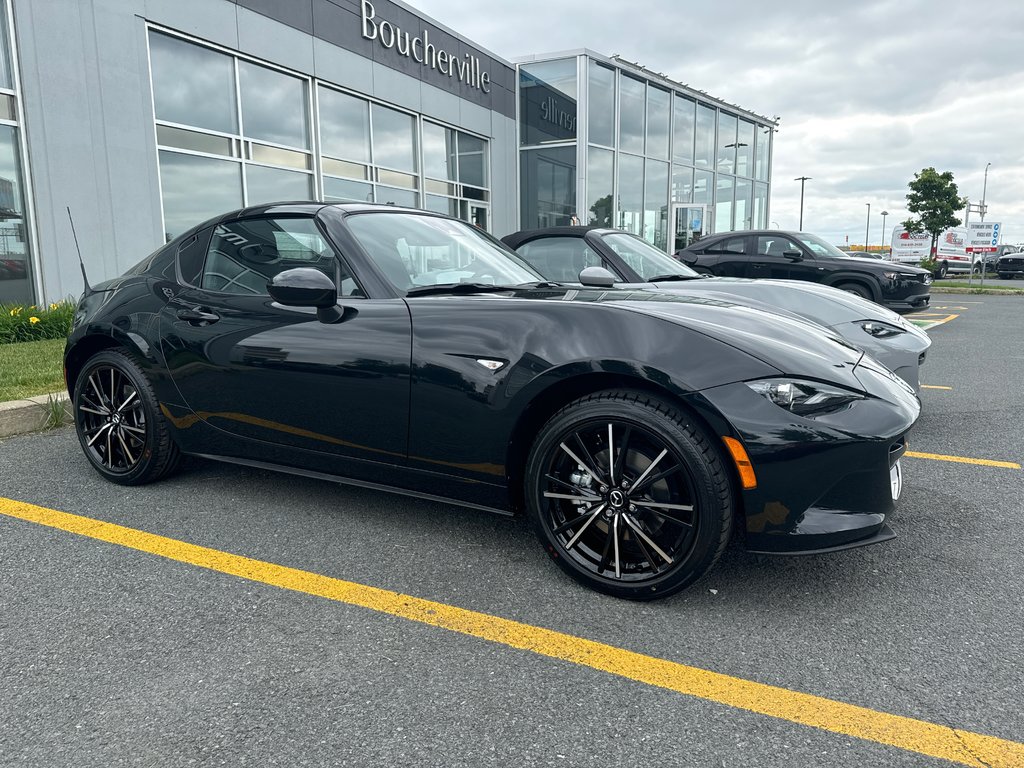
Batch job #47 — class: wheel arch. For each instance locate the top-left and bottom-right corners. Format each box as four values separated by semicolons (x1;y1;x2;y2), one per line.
504;372;734;515
825;274;880;302
64;326;158;396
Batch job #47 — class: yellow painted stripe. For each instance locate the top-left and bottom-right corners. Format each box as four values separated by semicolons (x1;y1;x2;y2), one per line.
906;450;1021;469
920;385;953;390
2;498;1022;768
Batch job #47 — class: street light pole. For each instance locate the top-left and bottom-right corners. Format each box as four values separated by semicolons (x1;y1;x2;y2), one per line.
880;210;889;255
794;177;811;230
864;203;871;251
981;162;991;222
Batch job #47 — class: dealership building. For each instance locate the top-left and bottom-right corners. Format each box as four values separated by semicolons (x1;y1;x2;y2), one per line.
0;0;775;305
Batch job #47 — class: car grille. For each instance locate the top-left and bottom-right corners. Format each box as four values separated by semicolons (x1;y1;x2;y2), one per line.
1001;257;1023;267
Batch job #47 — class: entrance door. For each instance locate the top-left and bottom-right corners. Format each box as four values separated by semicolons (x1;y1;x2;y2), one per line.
669;204;707;255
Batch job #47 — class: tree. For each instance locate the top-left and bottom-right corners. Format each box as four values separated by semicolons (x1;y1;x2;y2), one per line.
901;167;968;260
589;194;613;227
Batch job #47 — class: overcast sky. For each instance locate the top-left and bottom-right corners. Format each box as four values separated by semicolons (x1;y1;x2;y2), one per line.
412;0;1024;247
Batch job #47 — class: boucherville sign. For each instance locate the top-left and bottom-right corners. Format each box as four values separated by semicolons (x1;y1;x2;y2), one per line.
360;0;491;93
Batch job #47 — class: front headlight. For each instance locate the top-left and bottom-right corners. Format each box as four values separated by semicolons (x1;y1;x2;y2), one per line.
746;378;865;416
861;321;906;338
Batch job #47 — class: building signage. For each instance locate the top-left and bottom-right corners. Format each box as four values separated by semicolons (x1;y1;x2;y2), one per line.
966;221;1001;253
360;0;490;93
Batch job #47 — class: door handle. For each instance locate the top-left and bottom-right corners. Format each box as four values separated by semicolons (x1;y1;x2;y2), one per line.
176;307;220;325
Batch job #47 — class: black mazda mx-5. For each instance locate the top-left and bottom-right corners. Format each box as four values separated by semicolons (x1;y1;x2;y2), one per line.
65;203;920;600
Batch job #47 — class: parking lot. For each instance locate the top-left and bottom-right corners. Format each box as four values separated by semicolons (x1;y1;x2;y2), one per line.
1;292;1022;767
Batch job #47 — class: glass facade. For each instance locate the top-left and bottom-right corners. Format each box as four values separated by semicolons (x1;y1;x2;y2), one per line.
0;1;33;305
150;31;490;241
518;54;774;250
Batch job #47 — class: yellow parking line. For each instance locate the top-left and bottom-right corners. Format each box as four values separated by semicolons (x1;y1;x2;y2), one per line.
906;451;1020;470
920;385;953;390
1;498;1022;767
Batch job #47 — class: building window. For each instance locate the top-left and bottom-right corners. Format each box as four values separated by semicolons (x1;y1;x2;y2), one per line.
694;104;715;168
618;75;645;155
736;120;755;178
151;31;489;239
715;175;735;233
716;112;738;175
755;125;771;182
617;153;644;235
150;31;313;239
586;146;614;226
672;95;695;166
645;87;670;160
519;59;577;147
0;2;34;305
587;63;615;148
521;146;576;229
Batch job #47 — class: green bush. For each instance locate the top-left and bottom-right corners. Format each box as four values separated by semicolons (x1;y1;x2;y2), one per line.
0;300;75;343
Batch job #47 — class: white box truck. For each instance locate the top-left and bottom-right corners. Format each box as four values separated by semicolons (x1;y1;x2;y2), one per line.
890;226;969;278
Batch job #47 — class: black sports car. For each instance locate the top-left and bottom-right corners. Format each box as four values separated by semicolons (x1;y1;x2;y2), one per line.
676;229;932;310
65;203;920;600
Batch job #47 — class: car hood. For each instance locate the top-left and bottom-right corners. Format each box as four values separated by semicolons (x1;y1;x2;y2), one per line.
547;287;873;391
644;277;930;342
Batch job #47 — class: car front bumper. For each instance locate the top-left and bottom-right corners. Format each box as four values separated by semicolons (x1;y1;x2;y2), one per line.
688;369;919;555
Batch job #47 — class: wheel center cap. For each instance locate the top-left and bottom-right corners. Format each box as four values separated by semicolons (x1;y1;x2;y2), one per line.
111;413;121;425
609;489;626;508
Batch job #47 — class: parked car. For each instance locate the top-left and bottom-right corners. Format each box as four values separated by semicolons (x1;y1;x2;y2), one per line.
66;203;919;600
502;226;931;391
978;244;1018;276
675;229;932;310
997;248;1024;279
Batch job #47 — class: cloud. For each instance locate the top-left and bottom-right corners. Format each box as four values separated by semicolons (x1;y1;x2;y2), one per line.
412;0;1024;243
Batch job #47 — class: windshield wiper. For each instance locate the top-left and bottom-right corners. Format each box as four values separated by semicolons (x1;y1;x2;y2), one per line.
648;274;701;282
405;282;519;297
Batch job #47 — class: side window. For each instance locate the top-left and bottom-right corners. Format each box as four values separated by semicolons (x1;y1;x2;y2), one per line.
200;217;362;298
176;227;213;286
516;237;604;282
757;235;803;257
705;236;747;255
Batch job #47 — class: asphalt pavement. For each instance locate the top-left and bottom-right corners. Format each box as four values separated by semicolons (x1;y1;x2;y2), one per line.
1;292;1021;767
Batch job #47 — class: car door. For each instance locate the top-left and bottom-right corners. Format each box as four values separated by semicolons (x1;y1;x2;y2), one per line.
158;214;412;468
699;235;753;277
751;234;823;281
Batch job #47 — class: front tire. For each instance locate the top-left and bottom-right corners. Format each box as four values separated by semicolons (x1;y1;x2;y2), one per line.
73;349;181;485
836;281;872;300
933;261;948;279
525;391;733;600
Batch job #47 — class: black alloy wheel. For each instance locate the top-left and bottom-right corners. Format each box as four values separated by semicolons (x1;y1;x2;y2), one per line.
73;349;181;485
526;391;733;600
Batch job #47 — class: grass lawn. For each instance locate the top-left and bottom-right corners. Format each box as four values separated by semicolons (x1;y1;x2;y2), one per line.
0;338;66;401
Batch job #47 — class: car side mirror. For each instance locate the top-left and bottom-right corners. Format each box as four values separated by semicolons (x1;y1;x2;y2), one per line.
676;251;699;266
268;268;339;322
782;250;804;261
578;266;618;287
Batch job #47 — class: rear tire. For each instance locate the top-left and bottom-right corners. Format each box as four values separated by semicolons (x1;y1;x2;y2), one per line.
933;262;948;279
525;390;733;600
73;349;181;486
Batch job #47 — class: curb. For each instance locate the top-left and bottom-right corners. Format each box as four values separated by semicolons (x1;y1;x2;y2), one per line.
0;391;70;439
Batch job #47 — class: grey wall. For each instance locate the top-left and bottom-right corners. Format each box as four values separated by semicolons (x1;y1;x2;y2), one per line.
13;0;517;302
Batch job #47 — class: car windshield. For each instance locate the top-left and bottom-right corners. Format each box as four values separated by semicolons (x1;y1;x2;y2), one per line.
797;233;855;259
600;232;700;280
345;212;542;294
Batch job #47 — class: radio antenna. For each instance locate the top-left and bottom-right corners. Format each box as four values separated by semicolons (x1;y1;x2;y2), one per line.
67;206;94;296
